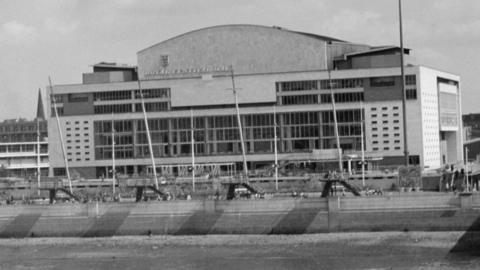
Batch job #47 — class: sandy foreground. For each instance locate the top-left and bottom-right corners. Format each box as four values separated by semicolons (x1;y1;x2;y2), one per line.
0;232;479;270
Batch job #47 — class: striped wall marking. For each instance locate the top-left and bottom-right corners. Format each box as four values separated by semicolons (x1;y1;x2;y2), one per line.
0;213;41;238
450;213;480;254
174;210;224;235
269;201;324;234
82;204;135;237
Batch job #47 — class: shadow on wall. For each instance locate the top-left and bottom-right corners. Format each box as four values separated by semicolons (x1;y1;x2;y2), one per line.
450;215;480;255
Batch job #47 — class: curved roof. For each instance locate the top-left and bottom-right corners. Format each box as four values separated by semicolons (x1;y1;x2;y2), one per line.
137;24;360;77
138;24;348;53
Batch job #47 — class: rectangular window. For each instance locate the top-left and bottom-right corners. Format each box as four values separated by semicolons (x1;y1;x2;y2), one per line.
279;80;318;91
94;104;132;114
134;88;170;99
281;95;318;105
93;90;131;101
370;76;395;87
406;89;417;100
406;75;416;85
134;102;169;112
68;93;89;103
320;78;363;89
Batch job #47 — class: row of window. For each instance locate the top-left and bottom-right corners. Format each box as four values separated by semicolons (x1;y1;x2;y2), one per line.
373;147;401;151
66;88;171;102
278;75;416;92
92;111;364;159
277;78;366;92
93;102;169;114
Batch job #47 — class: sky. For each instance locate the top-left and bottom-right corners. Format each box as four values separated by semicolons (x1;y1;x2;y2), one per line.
0;0;479;120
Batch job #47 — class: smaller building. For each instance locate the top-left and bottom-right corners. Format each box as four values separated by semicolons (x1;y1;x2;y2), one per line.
0;90;48;178
463;113;480;140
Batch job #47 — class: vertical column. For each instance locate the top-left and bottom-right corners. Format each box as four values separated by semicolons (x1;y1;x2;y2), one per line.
168;118;173;157
132;119;138;158
279;112;285;152
203;116;208;155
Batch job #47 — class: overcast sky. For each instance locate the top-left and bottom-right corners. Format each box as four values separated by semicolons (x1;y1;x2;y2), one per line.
0;0;479;120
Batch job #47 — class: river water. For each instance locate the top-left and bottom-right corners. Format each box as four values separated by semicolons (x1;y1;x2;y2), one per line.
1;232;479;269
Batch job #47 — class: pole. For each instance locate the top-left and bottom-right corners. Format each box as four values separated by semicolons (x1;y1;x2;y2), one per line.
191;108;196;191
137;80;159;190
49;77;73;194
36;117;41;196
229;66;249;180
111;116;116;194
399;0;409;166
360;102;365;187
273;105;279;191
465;147;469;191
325;44;343;178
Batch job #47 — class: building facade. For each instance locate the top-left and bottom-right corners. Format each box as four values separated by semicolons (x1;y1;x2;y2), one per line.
48;25;462;178
0;90;49;178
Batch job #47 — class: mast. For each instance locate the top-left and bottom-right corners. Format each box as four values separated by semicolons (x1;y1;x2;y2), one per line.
190;108;196;191
273;105;279;191
229;66;249;179
325;44;344;178
49;77;73;193
137;80;159;190
111;116;116;194
399;0;409;166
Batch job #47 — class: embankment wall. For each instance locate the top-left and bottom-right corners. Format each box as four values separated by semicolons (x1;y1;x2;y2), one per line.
0;193;479;237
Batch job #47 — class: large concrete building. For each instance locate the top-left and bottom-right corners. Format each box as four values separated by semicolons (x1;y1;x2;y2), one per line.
48;25;462;178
